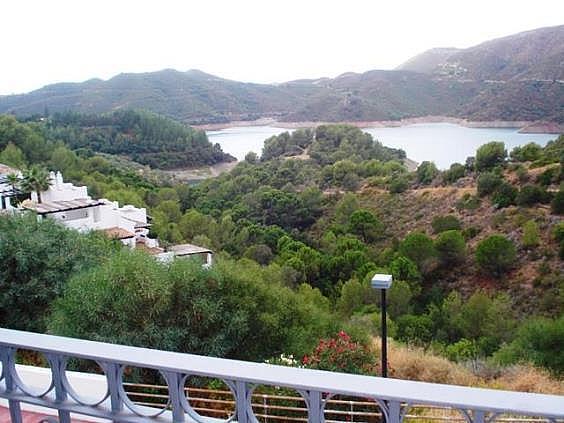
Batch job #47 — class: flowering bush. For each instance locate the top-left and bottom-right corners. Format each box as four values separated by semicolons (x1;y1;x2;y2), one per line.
302;331;376;375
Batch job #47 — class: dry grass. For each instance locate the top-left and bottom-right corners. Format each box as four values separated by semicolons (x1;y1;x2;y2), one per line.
371;338;564;395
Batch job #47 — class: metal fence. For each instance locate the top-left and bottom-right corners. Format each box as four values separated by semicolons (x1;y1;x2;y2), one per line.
1;328;563;423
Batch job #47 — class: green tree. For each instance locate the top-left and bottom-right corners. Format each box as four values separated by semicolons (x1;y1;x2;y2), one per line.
0;142;26;168
21;165;51;203
349;209;383;242
442;163;465;184
477;172;503;197
435;230;466;265
0;214;114;332
475;235;517;276
399;232;437;273
475;142;506;171
416;161;439;184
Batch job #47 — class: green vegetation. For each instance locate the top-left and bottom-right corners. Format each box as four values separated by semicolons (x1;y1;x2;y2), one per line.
0;214;116;332
475;235;517;276
475;142;507;171
50;251;337;360
1;120;562;380
46;110;233;169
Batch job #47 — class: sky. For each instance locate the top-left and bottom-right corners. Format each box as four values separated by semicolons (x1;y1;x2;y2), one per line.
1;0;562;95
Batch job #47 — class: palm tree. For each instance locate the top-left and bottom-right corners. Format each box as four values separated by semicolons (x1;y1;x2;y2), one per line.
5;172;20;193
21;166;51;203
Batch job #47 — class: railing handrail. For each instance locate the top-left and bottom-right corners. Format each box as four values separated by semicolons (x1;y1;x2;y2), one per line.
1;328;563;419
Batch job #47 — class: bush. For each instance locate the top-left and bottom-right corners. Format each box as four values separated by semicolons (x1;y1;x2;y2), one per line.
0;214;114;332
416;161;439;184
443;163;466;184
388;175;409;193
475;235;517;276
395;314;434;345
431;215;462;234
522;220;540;249
435;230;466;265
302;331;375;375
494;316;564;376
456;193;481;210
50;253;338;361
552;190;564;215
475;142;507;171
510;143;542;162
491;183;517;208
477;172;503;197
516;185;550;206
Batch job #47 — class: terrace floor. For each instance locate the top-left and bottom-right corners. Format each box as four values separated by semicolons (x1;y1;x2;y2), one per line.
0;407;91;423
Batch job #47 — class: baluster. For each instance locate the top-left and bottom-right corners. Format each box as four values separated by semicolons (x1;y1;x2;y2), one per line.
100;362;124;421
306;390;323;423
45;353;70;423
162;371;185;423
1;347;23;423
387;401;401;423
235;380;252;423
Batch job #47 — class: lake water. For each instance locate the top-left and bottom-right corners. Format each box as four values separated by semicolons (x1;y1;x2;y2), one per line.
207;123;557;169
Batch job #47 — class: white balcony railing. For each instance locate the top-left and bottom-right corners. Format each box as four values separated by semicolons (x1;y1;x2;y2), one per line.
1;328;563;423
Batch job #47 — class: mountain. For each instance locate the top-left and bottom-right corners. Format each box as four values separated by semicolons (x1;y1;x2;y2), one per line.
398;25;564;81
0;26;562;126
396;47;462;74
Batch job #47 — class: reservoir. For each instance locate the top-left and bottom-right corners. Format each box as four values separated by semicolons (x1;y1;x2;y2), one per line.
208;123;557;169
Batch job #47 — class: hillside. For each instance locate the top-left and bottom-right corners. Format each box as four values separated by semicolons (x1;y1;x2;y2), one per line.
398;25;564;81
0;27;562;126
1;110;234;169
397;47;462;74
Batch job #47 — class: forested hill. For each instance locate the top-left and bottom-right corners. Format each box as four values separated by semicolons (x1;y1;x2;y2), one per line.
1;26;563;125
39;110;234;169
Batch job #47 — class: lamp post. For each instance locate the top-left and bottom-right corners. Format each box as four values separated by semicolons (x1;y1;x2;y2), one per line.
371;273;393;378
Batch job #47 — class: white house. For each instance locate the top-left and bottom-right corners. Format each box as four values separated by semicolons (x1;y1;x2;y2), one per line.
0;165;213;264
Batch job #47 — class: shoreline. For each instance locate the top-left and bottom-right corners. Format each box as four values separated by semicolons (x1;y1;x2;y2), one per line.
195;116;563;134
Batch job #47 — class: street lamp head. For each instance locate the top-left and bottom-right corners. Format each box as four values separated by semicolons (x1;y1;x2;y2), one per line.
371;273;393;290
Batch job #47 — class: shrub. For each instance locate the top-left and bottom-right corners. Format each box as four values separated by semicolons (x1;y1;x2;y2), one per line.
443;163;466;184
388;175;409;193
395;314;434;345
494;316;564;376
553;222;564;243
492;183;517;208
475;142;507;171
0;214;115;332
510;143;542;162
435;230;466;265
431;215;462;234
302;331;375;375
552;189;564;215
516;185;550;206
416;161;439;184
475;235;517;276
522;220;540;249
462;226;481;240
50;253;338;361
456;193;481;210
477;172;503;197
